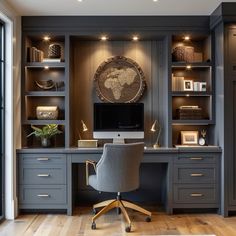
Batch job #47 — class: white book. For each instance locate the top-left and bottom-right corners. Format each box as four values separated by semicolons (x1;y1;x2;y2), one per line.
42;58;61;62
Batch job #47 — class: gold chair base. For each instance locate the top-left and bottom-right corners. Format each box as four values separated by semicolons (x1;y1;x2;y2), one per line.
92;199;152;231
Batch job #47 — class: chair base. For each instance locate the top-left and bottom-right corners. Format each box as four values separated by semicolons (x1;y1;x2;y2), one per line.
91;198;152;232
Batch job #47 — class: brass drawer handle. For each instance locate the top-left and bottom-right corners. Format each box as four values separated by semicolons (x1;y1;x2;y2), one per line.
190;173;204;177
37;174;50;177
37;157;49;161
37;194;50;197
190;193;203;197
190;157;203;160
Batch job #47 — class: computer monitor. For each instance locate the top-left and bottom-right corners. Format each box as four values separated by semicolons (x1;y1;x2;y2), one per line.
93;103;144;143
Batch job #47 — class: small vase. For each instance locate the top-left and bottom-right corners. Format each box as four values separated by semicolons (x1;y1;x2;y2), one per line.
41;137;51;147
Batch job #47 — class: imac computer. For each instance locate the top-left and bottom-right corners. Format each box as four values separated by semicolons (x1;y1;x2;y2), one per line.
93;103;144;143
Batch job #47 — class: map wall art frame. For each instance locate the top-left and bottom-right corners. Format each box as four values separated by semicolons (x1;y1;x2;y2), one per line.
94;56;146;103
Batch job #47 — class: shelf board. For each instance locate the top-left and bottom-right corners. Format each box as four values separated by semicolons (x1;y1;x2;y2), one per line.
25;62;65;68
25;91;65;96
172;91;212;96
171;62;212;68
23;120;66;125
172;119;214;125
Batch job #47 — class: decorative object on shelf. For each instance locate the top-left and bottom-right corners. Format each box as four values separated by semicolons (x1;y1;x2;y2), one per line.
77;120;98;148
176;105;202;120
48;43;61;59
183;80;193;91
36;106;59;120
35;80;65;91
199;129;207;146
27;124;62;147
199;82;207;91
94;56;146;103
150;120;161;148
181;131;199;145
172;75;184;91
172;45;194;62
35;79;56;90
27;46;44;62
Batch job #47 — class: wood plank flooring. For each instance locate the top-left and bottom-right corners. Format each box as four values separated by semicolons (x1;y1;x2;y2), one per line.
0;207;236;236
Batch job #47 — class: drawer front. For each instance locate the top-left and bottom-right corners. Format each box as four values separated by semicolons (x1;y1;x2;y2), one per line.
174;184;217;204
175;153;217;164
19;185;66;205
20;166;66;185
19;154;66;165
173;165;216;184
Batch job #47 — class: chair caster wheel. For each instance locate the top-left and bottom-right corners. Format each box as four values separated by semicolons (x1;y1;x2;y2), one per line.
93;208;97;214
145;216;151;222
91;222;96;230
116;207;121;215
125;226;131;232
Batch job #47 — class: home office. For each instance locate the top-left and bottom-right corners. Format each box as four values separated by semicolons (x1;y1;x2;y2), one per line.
2;0;236;235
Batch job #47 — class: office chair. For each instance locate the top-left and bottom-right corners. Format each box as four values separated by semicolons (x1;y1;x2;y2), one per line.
86;142;152;232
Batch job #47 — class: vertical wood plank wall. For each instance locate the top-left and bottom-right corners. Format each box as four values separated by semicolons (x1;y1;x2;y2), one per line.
70;39;167;147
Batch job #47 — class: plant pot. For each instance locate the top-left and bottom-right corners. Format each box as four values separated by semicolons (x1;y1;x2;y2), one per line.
41;137;51;147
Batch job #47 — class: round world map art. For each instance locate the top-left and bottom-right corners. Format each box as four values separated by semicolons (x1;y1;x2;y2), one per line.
94;56;146;103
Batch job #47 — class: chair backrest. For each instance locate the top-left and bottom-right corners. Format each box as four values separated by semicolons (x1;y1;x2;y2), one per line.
96;142;144;193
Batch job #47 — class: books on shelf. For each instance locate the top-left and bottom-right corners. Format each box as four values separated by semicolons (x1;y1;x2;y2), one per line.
27;47;44;62
172;75;184;91
42;58;61;63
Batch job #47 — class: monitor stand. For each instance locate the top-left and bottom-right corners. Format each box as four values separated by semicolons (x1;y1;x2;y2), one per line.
113;138;125;144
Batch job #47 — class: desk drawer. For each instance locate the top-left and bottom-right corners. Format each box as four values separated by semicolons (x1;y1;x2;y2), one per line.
174;153;217;164
173;165;216;184
20;166;66;185
19;154;66;165
174;184;217;204
19;185;66;205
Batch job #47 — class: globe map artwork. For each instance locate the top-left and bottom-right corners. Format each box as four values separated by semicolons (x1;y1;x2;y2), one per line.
94;56;146;103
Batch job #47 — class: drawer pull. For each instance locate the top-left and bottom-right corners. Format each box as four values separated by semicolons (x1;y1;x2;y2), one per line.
37;157;49;161
190;173;204;177
37;194;50;197
190;193;203;197
37;174;50;177
190;157;203;160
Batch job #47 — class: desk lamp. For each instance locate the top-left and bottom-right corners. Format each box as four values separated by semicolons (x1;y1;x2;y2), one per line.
150;120;161;149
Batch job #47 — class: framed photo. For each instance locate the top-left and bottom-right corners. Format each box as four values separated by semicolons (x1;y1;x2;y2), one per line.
183;80;193;91
181;131;199;145
199;82;207;91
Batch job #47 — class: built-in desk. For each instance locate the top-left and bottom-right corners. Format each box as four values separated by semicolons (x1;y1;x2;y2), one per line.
17;147;221;215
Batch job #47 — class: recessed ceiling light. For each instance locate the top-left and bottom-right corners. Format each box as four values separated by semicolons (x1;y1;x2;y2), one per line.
44;66;49;70
184;36;190;41
101;36;108;41
77;0;83;2
186;65;192;70
153;0;159;2
133;36;139;41
43;36;50;41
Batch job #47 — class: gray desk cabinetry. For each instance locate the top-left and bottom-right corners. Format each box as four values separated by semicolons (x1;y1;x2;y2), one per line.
173;152;220;210
18;153;67;210
17;147;221;215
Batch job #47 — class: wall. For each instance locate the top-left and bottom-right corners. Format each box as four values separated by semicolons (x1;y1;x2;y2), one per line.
0;0;21;219
70;39;168;147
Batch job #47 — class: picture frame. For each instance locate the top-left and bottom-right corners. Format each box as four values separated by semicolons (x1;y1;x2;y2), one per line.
183;80;193;91
181;131;199;145
199;82;207;91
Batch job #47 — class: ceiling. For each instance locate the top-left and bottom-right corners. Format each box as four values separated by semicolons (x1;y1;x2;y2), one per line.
5;0;236;16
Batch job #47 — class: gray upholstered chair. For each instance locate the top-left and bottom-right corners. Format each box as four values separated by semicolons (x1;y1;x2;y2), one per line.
86;142;152;232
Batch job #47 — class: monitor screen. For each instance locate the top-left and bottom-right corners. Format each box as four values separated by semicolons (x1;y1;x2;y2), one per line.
93;103;144;140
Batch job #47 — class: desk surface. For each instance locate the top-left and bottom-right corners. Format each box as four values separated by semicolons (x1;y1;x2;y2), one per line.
17;146;222;154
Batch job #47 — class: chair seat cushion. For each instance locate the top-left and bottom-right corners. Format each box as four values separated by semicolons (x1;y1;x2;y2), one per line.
88;174;98;190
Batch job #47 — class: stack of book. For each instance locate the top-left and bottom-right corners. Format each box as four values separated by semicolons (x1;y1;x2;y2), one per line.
27;47;44;62
176;105;202;120
172;75;184;91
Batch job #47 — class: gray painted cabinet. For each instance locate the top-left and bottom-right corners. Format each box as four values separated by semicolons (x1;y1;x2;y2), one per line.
17;148;221;215
18;153;68;210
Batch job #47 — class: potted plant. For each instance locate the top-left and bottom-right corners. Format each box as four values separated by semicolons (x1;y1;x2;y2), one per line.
27;124;62;147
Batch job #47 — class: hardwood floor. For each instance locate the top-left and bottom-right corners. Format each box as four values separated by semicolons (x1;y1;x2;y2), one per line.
0;207;236;236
